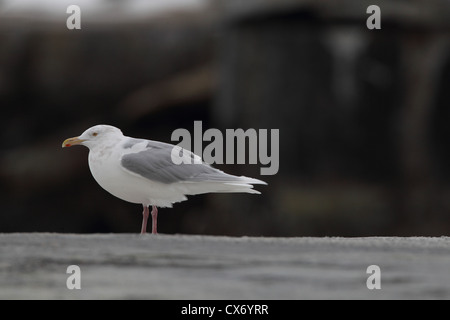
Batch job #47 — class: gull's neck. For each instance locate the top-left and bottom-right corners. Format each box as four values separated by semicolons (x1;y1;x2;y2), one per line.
87;135;124;153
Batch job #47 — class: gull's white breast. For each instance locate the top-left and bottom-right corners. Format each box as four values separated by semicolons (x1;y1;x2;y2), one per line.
87;143;187;207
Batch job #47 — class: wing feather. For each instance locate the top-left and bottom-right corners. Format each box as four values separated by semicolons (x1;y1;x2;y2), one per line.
121;141;229;184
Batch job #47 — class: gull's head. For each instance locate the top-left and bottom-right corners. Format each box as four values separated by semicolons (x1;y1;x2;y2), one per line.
62;125;124;149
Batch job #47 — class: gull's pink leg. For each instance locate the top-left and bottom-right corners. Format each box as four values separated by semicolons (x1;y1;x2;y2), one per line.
141;205;149;234
151;205;158;234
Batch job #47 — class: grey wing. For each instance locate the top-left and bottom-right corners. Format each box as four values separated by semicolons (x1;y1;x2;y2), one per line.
120;140;238;184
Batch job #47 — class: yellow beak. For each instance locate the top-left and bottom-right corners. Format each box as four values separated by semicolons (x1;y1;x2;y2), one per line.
62;137;85;148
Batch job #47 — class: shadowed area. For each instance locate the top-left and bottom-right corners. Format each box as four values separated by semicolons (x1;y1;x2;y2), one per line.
1;0;450;236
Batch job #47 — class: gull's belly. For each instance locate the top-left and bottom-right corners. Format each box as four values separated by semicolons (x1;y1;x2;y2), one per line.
87;151;186;207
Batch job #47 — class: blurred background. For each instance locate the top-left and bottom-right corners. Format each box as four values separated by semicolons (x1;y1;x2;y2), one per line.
0;0;449;236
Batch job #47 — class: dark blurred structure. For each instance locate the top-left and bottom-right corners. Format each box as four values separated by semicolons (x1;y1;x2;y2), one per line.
0;0;449;236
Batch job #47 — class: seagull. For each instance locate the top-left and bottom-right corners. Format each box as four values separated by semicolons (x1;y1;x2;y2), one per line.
62;125;266;234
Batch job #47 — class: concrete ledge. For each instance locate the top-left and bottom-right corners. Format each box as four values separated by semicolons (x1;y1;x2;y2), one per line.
1;233;450;299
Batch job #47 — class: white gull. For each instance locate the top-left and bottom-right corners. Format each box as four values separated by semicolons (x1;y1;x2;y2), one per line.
62;124;266;234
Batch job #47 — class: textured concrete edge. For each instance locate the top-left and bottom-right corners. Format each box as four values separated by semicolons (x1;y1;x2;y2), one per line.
1;232;450;246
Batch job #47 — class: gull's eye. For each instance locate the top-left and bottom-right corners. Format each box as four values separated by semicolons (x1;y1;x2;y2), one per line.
92;132;98;137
